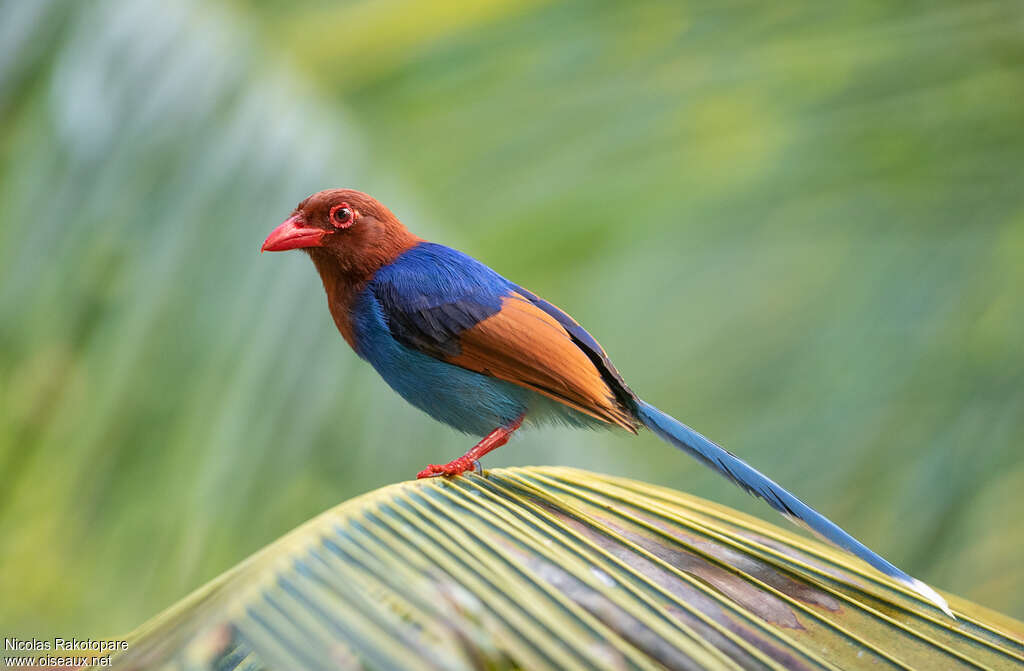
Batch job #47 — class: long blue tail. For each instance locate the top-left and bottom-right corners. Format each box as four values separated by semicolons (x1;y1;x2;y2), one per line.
635;400;953;617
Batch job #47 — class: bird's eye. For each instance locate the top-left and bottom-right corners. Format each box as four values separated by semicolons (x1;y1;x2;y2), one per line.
329;203;354;228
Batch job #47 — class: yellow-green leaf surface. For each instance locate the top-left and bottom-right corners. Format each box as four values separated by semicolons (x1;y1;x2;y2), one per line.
110;468;1023;670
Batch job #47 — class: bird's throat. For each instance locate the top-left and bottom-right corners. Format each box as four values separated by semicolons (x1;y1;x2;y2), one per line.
308;250;367;350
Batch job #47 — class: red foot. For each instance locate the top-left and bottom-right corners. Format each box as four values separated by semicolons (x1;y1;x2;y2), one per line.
417;457;476;479
416;415;524;479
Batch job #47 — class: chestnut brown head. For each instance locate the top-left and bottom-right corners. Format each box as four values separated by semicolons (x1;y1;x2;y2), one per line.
262;188;421;277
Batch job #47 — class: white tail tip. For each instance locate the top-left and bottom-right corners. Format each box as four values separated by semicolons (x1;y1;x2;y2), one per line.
909;578;955;619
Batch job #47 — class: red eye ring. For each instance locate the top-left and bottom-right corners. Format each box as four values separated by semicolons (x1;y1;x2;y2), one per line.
329;203;355;229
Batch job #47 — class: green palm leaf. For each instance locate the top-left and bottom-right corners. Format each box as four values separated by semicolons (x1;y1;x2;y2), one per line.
110;468;1023;670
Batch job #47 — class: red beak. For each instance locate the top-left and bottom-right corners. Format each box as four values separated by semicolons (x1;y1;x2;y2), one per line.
261;216;330;252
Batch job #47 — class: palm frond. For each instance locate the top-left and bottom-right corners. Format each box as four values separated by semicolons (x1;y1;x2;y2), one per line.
109;467;1023;670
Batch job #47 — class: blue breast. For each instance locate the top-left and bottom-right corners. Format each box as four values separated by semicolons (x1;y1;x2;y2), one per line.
350;287;530;436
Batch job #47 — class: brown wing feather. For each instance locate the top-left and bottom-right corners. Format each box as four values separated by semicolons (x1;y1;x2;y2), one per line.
446;293;637;431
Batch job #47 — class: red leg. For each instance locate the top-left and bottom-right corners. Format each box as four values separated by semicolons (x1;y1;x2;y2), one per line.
417;415;524;478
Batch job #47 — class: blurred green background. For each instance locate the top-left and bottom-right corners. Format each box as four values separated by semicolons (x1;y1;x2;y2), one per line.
2;0;1022;636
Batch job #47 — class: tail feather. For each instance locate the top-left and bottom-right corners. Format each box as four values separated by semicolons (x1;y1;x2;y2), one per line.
635;400;953;618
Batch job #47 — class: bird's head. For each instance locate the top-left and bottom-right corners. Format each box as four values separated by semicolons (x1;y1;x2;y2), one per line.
261;188;421;276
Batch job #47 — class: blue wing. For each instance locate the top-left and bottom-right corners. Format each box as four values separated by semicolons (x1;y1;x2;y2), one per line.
368;242;513;358
367;242;637;429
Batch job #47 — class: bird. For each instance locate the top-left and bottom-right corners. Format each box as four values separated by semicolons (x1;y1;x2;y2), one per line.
261;188;953;618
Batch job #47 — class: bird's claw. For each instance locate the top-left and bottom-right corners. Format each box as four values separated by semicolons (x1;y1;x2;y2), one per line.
416;465;444;479
416;456;478;479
